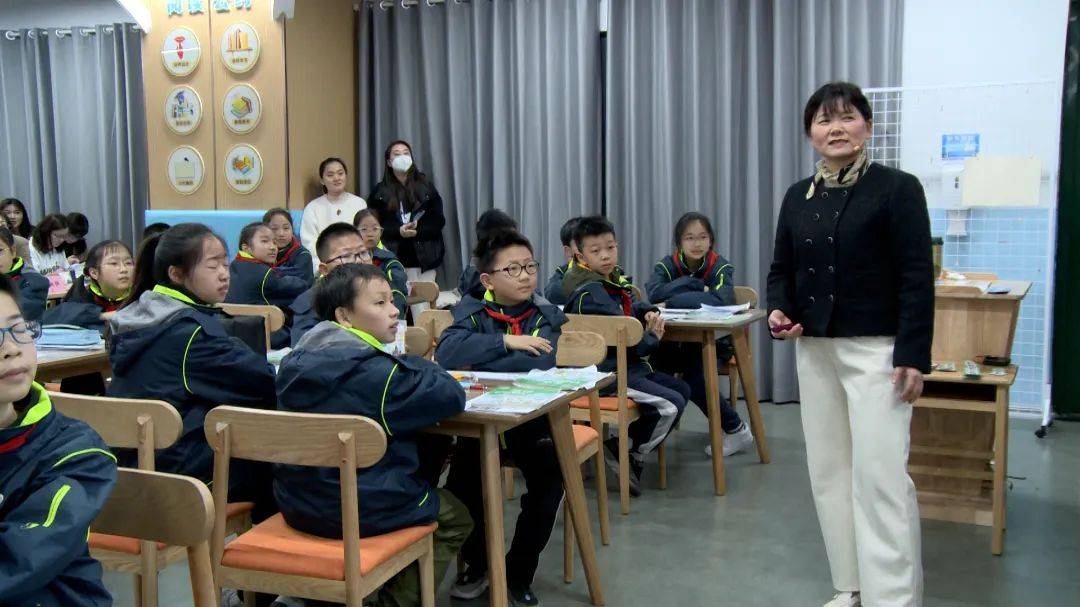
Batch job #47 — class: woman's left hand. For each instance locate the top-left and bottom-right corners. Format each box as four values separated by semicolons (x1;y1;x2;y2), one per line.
892;366;924;403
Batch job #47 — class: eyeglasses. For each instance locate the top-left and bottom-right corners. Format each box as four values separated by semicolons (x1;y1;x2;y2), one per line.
359;226;383;235
327;251;373;265
491;261;540;278
0;321;40;347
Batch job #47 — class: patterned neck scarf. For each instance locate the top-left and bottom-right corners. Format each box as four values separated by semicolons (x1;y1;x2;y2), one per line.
806;149;870;199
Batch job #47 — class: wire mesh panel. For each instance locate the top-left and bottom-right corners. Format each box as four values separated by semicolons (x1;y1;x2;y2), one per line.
865;87;902;168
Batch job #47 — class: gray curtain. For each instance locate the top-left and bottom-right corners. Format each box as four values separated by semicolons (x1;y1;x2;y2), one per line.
357;0;602;286
606;0;904;403
0;23;147;248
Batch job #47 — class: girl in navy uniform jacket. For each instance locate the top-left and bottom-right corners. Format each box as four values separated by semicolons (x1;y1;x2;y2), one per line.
263;207;314;285
354;208;408;315
108;223;277;517
226;222;310;309
562;216;690;495
0;227;49;322
276;263;472;607
646;213;755;457
436;231;566;605
0;274;117;607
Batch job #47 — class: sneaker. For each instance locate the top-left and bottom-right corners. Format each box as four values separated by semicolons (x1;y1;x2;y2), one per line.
603;439;641;497
450;567;490;600
704;423;755;457
220;589;242;607
823;591;861;607
509;585;540;606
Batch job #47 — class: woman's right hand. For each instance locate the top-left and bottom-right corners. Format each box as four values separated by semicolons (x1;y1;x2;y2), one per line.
768;309;803;339
399;223;418;238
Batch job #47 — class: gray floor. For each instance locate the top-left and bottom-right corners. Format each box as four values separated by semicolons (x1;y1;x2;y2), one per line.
104;404;1080;606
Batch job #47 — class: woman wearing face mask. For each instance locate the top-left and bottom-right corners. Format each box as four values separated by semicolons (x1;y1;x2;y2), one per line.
300;157;367;273
366;140;446;315
767;82;933;607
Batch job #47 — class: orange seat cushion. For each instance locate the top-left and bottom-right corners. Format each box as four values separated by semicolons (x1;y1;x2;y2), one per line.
221;513;437;580
570;396;637;412
90;502;254;555
572;424;599;451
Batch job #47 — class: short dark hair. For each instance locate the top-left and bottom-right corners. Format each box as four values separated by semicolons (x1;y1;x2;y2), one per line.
673;212;715;249
475;209;518;243
65;212;89;237
315;222;361;262
572;215;616;251
31;213;70;253
84;240;132;274
476;230;533;274
262;207;293;227
238;222;269;249
142;222;170;240
312;263;388;322
803;81;872;136
0;227;13;248
560;217;581;247
353;208;379;227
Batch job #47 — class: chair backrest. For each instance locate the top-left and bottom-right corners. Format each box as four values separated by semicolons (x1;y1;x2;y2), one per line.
50;392;182;470
734;286;759;308
204;407;388;582
417;309;453;358
94;469;217;607
960;271;998;281
555;331;607;368
404;326;431;357
564;314;644;400
218;303;286;352
407;281;439;307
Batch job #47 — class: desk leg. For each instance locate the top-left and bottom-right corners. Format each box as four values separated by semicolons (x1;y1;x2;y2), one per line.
992;386;1008;556
480;425;509;607
548;405;605;606
702;334;727;496
732;329;770;464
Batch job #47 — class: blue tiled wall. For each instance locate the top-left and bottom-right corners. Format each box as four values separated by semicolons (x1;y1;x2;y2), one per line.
930;208;1051;410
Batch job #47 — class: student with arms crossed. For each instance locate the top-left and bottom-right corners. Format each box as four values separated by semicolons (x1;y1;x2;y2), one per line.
436;231;566;606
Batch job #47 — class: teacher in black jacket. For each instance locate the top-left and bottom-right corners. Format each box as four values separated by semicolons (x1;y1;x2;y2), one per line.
767;82;932;607
367;140;447;314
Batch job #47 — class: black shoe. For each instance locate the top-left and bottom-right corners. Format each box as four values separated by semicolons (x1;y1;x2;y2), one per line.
602;439;641;497
509;585;540;606
450;567;489;600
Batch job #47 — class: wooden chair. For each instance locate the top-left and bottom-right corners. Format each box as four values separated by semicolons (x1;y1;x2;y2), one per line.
417;309;453;359
219;303;285;352
563;314;653;515
554;330;611;583
719;286;759;404
51;393;253;607
94;469;217;607
407;281;440;308
404;326;433;358
204;407;437;607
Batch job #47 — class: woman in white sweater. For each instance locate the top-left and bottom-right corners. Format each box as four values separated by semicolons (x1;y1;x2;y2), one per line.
29;213;73;276
300;157;366;272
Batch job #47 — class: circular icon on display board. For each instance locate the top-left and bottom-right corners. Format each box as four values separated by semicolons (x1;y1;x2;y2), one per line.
162;27;201;77
167;146;205;195
222;84;262;134
164;86;203;135
224;144;263;194
220;22;260;73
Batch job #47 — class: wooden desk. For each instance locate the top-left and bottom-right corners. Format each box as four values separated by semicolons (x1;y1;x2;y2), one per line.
427;376;613;607
36;348;109;382
911;279;1031;555
661;309;770;495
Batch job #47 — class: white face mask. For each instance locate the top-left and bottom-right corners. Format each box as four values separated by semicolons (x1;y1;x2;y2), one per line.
391;154;413;173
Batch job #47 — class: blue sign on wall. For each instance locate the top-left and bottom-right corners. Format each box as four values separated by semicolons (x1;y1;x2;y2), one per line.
941;133;980;160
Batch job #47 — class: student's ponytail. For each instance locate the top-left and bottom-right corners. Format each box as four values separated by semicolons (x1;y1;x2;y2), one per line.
126;233;163;306
124;223;225;307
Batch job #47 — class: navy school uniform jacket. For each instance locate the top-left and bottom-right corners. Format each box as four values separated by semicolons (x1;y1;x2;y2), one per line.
458;263;485;300
42;278;126;331
372;246;408;316
436;291;566;372
107;285;277;481
288;284;316;348
561;263;659;375
273;236;314;286
543;262;572;306
0;384;117;607
274;321;466;538
646;250;735;309
226;252;310;309
6;257;49;322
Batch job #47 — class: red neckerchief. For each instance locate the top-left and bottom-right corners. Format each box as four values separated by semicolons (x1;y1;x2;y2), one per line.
273;237;302;268
371;257;383;268
482;305;538;336
672;250;719;280
0;425;35;454
602;284;633;316
89;290;123;313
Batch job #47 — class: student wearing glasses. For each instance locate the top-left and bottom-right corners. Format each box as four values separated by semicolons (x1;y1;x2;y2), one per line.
289;223;372;346
354;209;407;316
